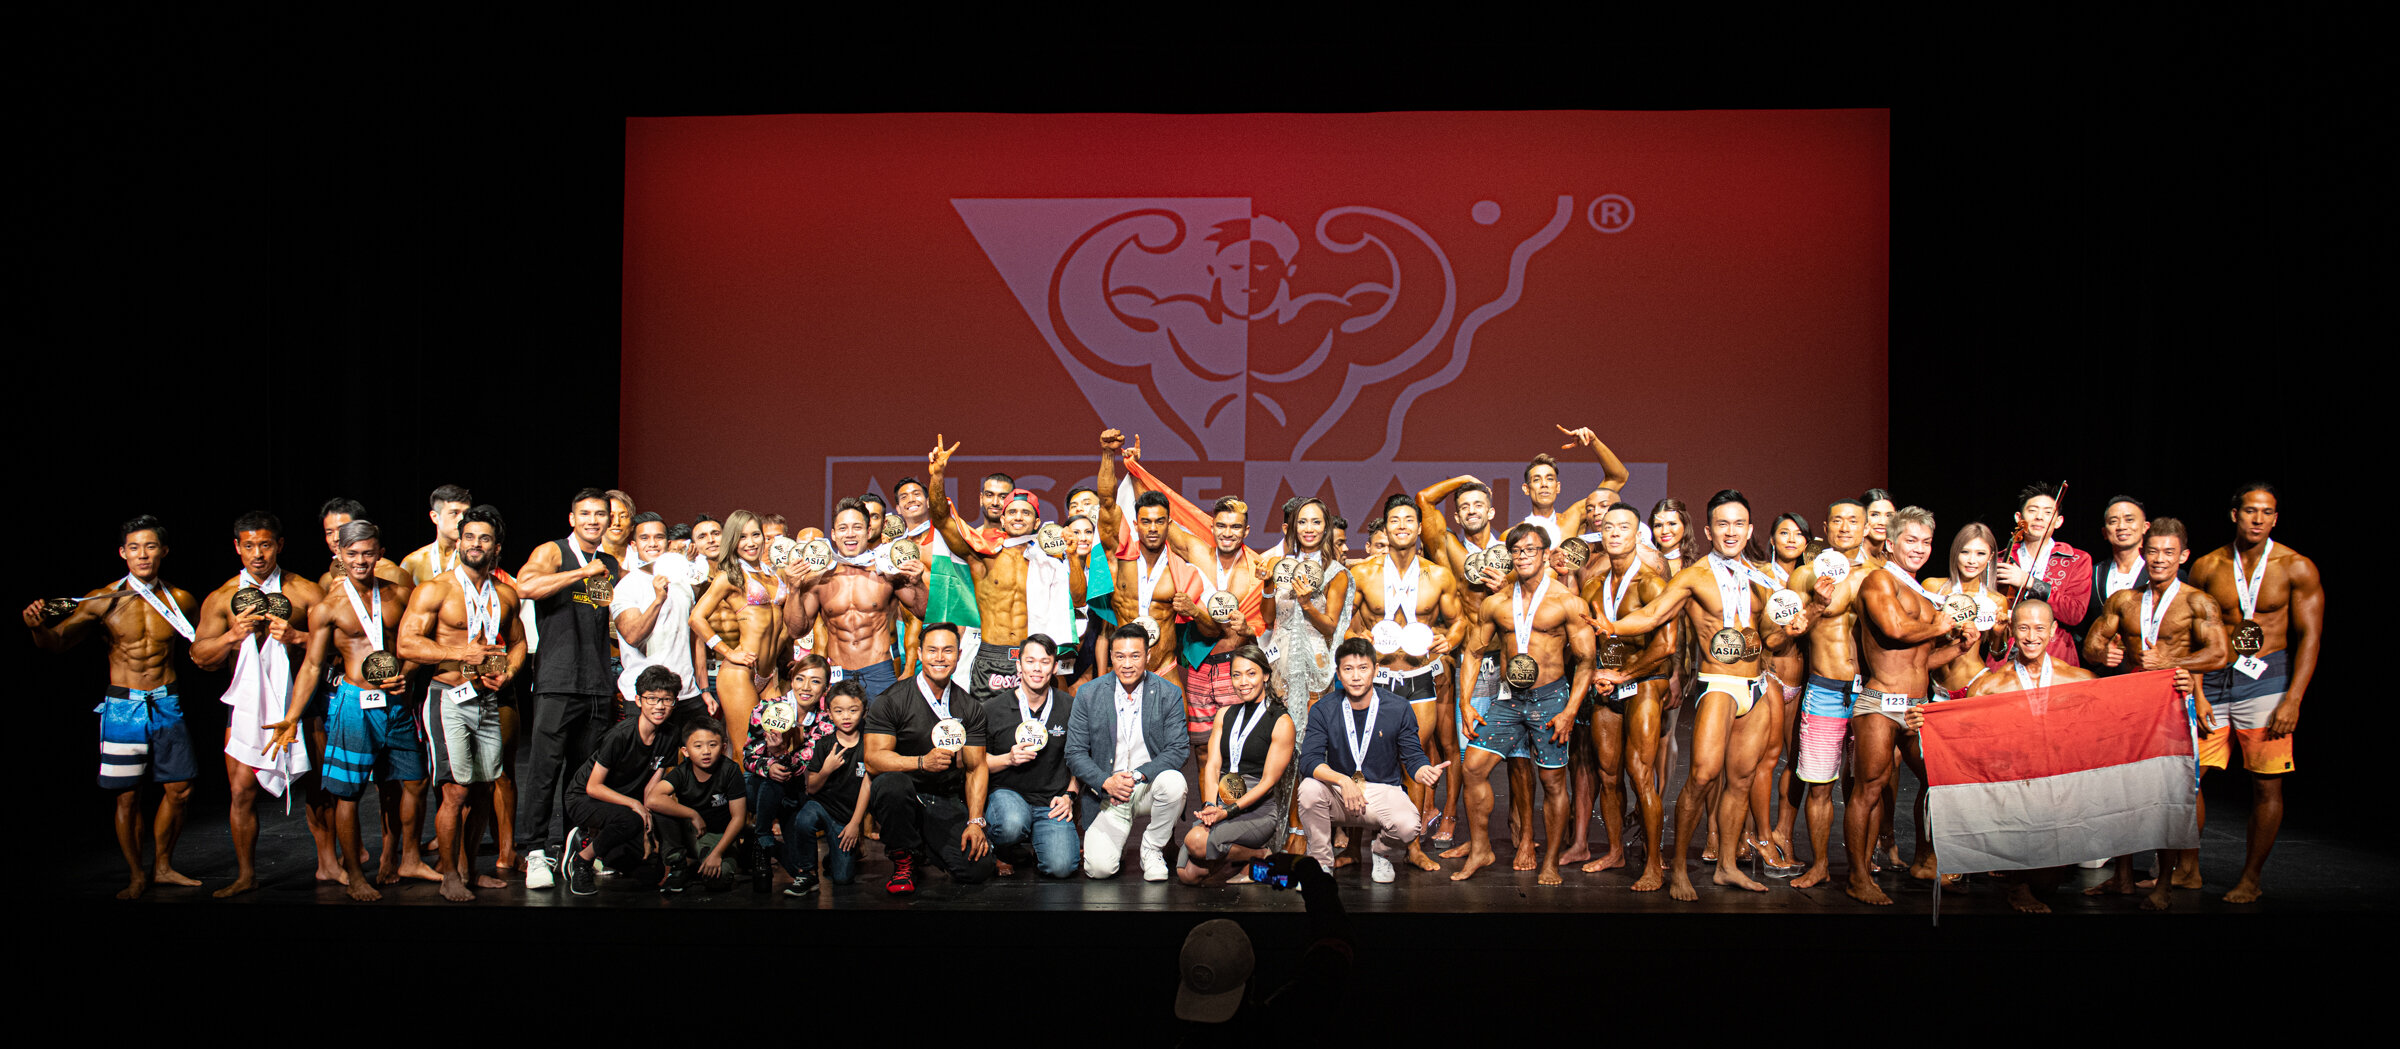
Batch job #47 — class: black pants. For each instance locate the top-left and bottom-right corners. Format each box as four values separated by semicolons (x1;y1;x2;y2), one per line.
566;795;656;878
865;774;996;883
524;691;613;854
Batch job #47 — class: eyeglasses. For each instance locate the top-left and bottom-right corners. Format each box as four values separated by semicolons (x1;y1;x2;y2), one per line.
638;695;677;707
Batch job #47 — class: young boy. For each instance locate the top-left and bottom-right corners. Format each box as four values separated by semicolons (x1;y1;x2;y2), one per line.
563;666;679;896
648;718;750;892
785;680;873;894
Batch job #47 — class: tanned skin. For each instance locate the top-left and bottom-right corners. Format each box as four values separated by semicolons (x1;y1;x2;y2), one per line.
1454;529;1596;885
189;526;325;897
1578;505;1676;889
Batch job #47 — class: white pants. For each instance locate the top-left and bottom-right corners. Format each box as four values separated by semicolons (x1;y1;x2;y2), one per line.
1297;778;1420;869
1081;770;1187;878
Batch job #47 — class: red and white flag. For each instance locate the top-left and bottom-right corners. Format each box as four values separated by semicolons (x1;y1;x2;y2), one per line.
1920;669;2200;875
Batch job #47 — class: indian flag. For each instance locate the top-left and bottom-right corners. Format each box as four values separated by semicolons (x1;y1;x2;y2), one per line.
1920;669;2201;875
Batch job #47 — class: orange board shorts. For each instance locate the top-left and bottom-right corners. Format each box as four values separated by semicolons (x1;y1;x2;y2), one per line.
2197;650;2294;775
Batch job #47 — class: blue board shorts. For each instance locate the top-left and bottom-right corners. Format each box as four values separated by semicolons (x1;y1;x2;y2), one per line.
97;686;196;789
1469;676;1571;769
322;680;428;798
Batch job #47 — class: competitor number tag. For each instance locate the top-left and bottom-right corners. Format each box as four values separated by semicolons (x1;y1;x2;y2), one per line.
445;681;478;705
357;689;387;710
2234;655;2266;680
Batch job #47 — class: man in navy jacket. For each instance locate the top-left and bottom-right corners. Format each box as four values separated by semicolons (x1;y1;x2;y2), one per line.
1066;623;1190;881
1298;638;1449;883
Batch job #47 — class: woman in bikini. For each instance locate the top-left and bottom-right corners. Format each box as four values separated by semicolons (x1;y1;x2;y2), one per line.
688;510;786;758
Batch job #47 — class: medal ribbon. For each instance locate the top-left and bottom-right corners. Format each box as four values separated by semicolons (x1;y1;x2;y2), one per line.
341;577;383;642
916;673;952;720
1343;689;1379;774
125;574;196;641
2139;579;2182;648
452;566;502;644
2011;654;2054;691
2231;539;2273;621
1511;572;1551;656
1224;697;1269;776
1382;555;1422;626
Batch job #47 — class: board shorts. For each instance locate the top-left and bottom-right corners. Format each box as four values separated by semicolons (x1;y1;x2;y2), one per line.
2197;649;2294;774
1700;672;1766;719
826;657;898;698
1852;684;1924;727
1469;676;1570;769
1797;674;1858;783
965;642;1022;711
97;685;197;789
1460;656;1531;760
425;680;503;786
321;680;428;798
1185;650;1237;735
1376;662;1441;705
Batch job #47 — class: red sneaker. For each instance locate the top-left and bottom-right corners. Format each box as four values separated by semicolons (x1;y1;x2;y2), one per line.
885;848;917;895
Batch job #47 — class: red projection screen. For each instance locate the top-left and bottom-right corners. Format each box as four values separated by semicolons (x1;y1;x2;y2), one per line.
622;111;1888;539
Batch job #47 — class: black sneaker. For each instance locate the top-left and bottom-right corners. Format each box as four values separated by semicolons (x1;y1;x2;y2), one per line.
748;835;772;893
662;861;695;894
782;871;821;897
564;828;597;897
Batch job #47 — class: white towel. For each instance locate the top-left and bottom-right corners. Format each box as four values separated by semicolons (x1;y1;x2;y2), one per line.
1022;545;1075;646
220;571;307;797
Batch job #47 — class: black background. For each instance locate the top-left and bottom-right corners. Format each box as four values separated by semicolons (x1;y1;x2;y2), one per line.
24;12;2368;851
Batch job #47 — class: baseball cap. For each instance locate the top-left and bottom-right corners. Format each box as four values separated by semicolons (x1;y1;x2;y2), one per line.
1174;918;1253;1023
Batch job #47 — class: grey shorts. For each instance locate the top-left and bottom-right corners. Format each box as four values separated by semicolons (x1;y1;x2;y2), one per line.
426;682;503;786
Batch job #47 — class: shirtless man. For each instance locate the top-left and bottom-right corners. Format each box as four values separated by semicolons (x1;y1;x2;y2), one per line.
1518;425;1631;546
1781;500;1871;889
1121;457;1267;779
189;511;325;897
1841;506;1982;904
396;506;526;902
1417;475;1506;846
924;439;1084;717
1918;598;2101;913
399;484;474;584
1580;505;1677;888
1453;523;1596;884
858;492;889;547
315;499;412;590
1316;494;1465;872
2077;517;2227;907
1095;430;1196;689
784;496;930;700
269;519;436;900
25;516;203;898
1594;491;1812;900
2181;484;2321;904
892;476;980;675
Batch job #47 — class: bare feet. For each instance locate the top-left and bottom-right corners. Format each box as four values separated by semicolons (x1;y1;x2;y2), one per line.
474;873;507;889
1334;829;1350;849
1332;853;1357;869
2139;866;2204;890
2084;870;2137;896
2006;882;2051;914
2222;879;2265;904
1511;847;1539;872
315;861;350;884
1714;864;1769;893
1845;875;1893;906
345;879;384;903
496;849;524;873
1449;847;1497;881
1791;863;1830;889
1667;869;1698;901
211;876;256;899
439;873;473;902
994;860;1014;877
1408;844;1442;873
1881;841;1903;871
1631;861;1665;892
1438;841;1472;860
117;873;150;900
2141;884;2173;911
1579;849;1625;874
153;867;201;887
1700;845;1717;863
1538;865;1563;886
1559;841;1593;864
397;860;442;883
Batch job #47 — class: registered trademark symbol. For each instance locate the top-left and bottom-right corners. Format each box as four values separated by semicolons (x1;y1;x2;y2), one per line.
1587;194;1634;233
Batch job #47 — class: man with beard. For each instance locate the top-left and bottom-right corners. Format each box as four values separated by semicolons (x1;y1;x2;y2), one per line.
1118;454;1269;777
924;439;1082;714
783;496;930;699
1095;430;1204;689
190;511;325;897
1417;475;1505;846
397;506;526;902
512;488;622;891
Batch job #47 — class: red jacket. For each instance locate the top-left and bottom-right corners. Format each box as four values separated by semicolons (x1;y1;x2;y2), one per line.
1989;538;2091;668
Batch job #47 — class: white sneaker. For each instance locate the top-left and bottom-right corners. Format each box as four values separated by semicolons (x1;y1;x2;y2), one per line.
1371;855;1396;883
523;850;554;890
1141;851;1169;882
2078;858;2112;869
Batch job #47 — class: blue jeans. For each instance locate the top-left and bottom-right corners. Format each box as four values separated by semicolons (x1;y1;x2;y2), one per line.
750;775;810;877
985;787;1080;878
788;799;859;884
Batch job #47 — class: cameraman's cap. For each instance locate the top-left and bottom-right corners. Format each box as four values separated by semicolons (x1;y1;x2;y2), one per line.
1174;918;1253;1022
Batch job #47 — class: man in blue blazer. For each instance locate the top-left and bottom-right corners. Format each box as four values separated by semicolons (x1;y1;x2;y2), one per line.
1298;638;1450;883
1066;623;1190;880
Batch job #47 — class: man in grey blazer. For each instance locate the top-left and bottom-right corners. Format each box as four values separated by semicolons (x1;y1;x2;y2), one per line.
1066;623;1190;880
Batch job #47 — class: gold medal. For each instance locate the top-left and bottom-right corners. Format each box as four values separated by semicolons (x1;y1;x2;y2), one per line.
1942;592;1978;625
263;592;293;621
361;649;402;683
1271;557;1297;588
1600;636;1628;670
889;537;921;570
2233;619;2264;656
881;515;904;541
1036;522;1070;558
1558;536;1591;570
584;571;613;605
230;586;269;617
479;653;511;677
1709;627;1748;663
40;597;77;625
1205;590;1240;624
1350;769;1368;786
1505;654;1538;689
1296;557;1324;592
1741;627;1761;658
1218;772;1248;805
798;537;835;572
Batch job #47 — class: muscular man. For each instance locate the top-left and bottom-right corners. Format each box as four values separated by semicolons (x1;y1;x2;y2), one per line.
924;439;1081;715
862;622;998;892
24;516;202;898
1416;475;1506;847
1319;494;1463;873
1922;598;2101;913
314;498;412;590
1841;506;1982;904
1454;524;1595;883
513;488;622;889
2079;517;2227;907
786;496;929;701
1993;482;2093;664
1119;453;1268;777
189;511;325;897
396;505;526;902
1094;431;1202;690
1577;505;1677;888
1594;491;1811;900
399;484;474;584
1780;499;1872;889
271;519;433;900
2182;484;2321;904
1518;424;1631;545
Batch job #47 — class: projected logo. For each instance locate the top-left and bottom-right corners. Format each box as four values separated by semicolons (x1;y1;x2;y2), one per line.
831;196;1662;533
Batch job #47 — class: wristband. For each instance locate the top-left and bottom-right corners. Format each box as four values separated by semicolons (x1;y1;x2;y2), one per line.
706;634;724;651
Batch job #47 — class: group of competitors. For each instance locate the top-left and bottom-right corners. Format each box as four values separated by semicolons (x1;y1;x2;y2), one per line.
33;433;2321;910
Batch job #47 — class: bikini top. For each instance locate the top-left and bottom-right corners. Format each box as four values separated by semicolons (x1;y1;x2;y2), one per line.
743;570;780;607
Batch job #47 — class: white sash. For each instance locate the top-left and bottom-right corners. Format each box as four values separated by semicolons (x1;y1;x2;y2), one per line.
2139;579;2181;648
2231;539;2273;621
124;574;195;641
2011;655;2054;691
1342;690;1379;774
340;577;383;642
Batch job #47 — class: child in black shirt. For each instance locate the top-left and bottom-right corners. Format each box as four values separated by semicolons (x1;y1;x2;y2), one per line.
648;718;750;892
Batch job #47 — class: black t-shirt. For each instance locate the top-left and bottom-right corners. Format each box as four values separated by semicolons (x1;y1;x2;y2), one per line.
568;718;674;804
804;732;869;825
862;673;988;797
662;759;748;833
987;686;1075;801
532;538;621;696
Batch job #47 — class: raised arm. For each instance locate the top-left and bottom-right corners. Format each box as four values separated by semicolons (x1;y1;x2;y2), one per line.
1095;429;1127;542
1554;425;1631;534
1415;476;1473;562
1860;574;1952;644
925;434;982;561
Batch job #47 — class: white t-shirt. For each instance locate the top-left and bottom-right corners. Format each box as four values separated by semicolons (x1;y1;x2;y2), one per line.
609;556;700;702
